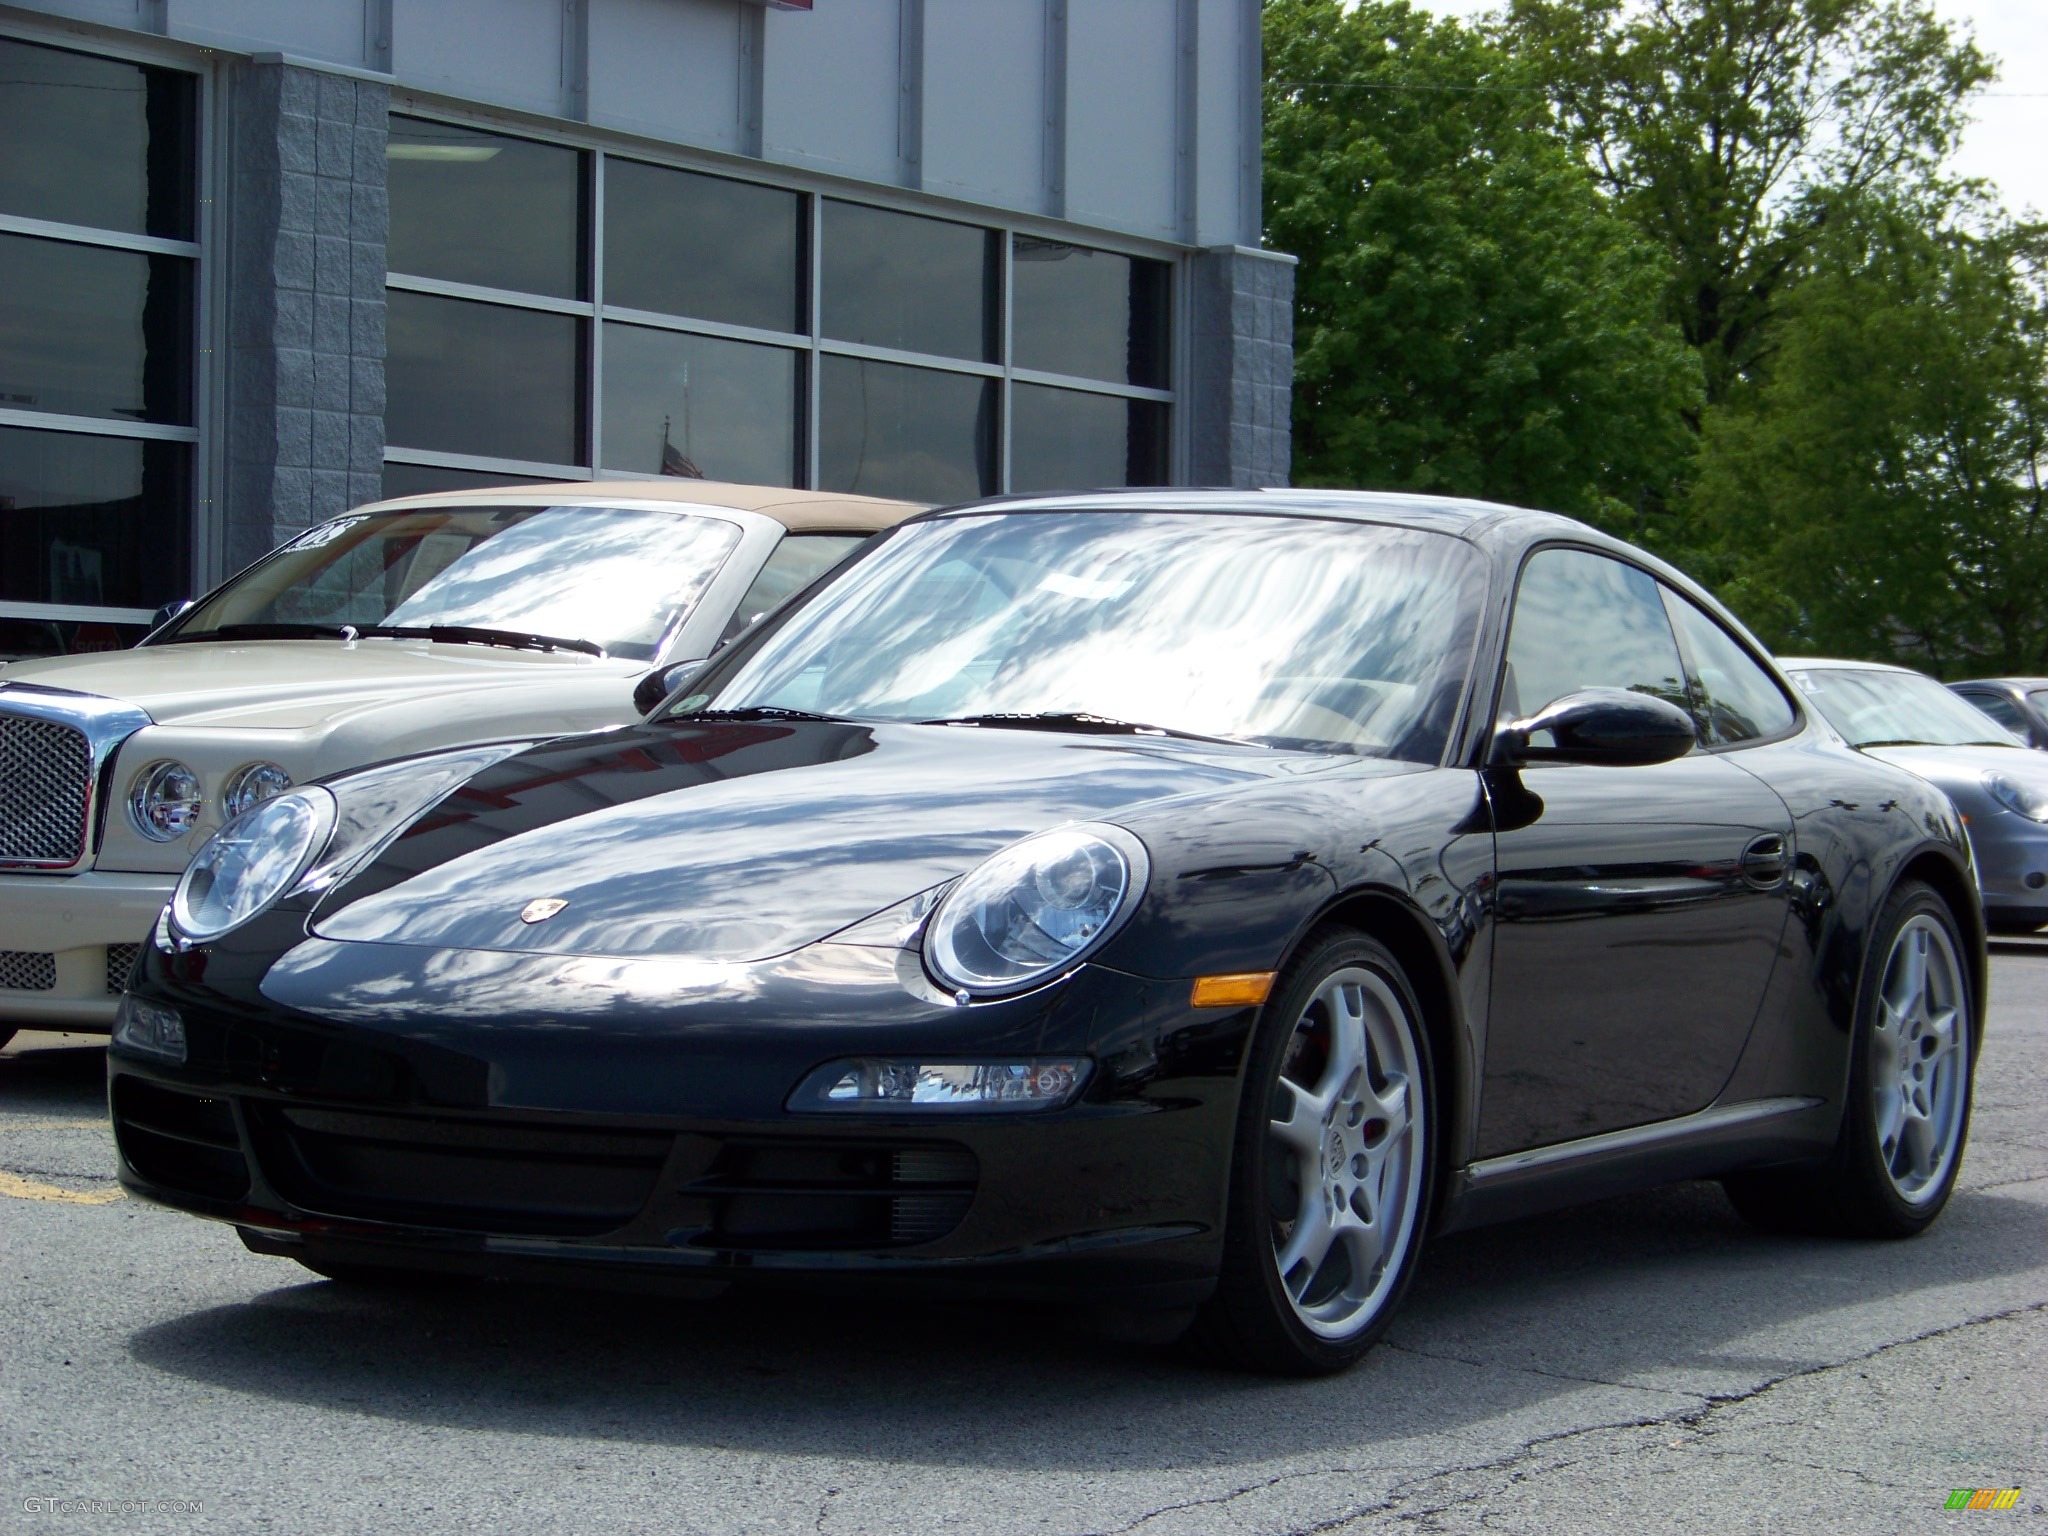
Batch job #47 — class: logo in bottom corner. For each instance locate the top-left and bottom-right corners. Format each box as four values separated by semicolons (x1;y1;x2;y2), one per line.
1945;1489;2022;1510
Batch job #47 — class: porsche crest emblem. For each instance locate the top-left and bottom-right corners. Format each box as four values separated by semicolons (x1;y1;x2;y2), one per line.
520;897;569;924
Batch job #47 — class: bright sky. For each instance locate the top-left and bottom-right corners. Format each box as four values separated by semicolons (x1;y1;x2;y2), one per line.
1409;0;2048;217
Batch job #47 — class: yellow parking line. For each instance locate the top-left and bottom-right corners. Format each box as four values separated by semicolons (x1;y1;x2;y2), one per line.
0;1169;124;1205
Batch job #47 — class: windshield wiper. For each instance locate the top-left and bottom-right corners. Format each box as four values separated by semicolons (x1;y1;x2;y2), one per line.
358;624;604;657
670;705;854;724
159;622;356;643
919;710;1258;747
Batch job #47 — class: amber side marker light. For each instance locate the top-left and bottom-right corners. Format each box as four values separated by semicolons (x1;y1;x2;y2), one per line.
1191;972;1277;1009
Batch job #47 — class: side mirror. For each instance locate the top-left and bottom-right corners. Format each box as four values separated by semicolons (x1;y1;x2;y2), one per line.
149;598;193;631
633;658;706;717
1494;687;1696;768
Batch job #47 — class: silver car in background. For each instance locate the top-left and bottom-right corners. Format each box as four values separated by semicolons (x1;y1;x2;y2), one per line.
1949;677;2048;751
1784;657;2048;932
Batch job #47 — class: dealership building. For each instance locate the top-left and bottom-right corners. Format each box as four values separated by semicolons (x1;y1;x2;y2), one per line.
0;0;1292;655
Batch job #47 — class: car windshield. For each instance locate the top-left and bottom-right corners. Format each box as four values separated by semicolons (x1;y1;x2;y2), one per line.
1791;667;2026;749
165;504;745;661
677;511;1489;760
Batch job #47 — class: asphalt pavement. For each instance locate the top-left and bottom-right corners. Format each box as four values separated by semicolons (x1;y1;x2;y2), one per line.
4;948;2045;1535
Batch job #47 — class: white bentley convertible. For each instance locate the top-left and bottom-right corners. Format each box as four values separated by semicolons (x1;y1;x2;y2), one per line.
0;479;914;1038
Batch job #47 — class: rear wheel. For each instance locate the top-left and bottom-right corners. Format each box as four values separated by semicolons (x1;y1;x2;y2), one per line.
1192;929;1435;1374
1724;880;1974;1238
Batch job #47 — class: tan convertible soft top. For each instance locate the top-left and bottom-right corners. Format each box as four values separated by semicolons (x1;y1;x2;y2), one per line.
366;477;924;534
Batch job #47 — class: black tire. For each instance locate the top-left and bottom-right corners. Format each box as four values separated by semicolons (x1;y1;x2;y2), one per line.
1191;927;1437;1375
1723;880;1975;1239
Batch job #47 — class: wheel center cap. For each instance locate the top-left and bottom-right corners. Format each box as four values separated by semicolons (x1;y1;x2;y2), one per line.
1325;1130;1347;1181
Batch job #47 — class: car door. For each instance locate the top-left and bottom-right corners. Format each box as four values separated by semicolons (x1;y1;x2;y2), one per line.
1478;547;1795;1156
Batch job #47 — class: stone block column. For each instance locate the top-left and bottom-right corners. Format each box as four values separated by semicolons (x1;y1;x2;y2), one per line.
1187;244;1296;488
222;62;388;577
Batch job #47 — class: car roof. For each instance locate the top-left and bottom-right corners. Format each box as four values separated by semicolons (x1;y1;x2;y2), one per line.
1776;657;1929;676
358;478;921;534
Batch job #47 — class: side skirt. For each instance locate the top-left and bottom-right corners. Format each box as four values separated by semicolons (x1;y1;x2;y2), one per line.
1434;1096;1835;1235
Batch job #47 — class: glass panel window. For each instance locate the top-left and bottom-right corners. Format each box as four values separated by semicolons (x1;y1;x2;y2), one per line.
819;357;993;504
600;324;798;486
1661;589;1796;745
171;505;742;662
1012;237;1170;388
1788;668;2023;749
380;463;551;500
1010;385;1167;493
0;424;188;610
386;290;584;466
822;201;997;362
604;160;802;333
1961;690;2026;735
1503;549;1690;725
719;533;864;645
0;233;193;425
387;116;585;299
0;37;196;240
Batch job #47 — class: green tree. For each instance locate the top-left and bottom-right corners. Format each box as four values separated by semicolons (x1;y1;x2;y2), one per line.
1691;203;2048;673
1501;0;1991;409
1265;0;1700;525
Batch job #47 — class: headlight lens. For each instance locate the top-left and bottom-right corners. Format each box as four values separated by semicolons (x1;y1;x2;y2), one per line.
130;760;203;841
924;825;1145;996
222;761;293;819
171;787;336;941
1984;771;2048;822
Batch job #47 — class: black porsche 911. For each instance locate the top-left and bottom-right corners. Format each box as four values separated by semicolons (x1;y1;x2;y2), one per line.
109;490;1983;1375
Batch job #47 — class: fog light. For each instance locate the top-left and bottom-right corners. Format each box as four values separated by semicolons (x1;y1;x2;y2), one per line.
112;994;186;1063
790;1058;1089;1112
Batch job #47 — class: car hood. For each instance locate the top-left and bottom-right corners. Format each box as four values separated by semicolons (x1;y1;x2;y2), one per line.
1860;742;2048;793
311;719;1335;963
0;639;635;730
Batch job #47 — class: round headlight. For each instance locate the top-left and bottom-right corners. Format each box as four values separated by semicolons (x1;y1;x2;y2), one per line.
130;760;203;842
172;787;336;942
222;761;294;819
925;825;1146;997
1984;770;2048;822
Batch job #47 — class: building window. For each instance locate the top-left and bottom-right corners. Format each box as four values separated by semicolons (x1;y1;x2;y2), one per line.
0;35;199;657
383;113;1173;504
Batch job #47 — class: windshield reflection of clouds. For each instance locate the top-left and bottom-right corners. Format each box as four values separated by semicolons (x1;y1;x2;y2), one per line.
184;505;741;660
1796;669;2026;749
703;513;1485;759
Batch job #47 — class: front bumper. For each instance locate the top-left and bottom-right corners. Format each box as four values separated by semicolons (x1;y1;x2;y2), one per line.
109;933;1255;1304
1968;813;2048;929
0;870;172;1029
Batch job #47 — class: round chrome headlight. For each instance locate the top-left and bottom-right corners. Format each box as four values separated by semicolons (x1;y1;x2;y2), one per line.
130;760;203;842
222;761;294;819
925;825;1147;997
1984;770;2048;822
172;787;336;942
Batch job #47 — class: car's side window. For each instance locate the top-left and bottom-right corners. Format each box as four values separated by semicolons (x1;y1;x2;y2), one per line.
1500;548;1690;727
1959;689;2026;735
718;533;864;646
1661;589;1797;746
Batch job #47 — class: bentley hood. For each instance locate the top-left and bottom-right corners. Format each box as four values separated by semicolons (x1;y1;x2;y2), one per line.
310;719;1308;963
1;639;635;731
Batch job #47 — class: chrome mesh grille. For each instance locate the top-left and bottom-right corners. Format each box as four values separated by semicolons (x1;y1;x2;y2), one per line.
107;943;142;995
0;952;57;991
0;713;92;865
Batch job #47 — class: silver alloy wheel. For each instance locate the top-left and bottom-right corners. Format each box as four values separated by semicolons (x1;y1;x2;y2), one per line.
1871;912;1970;1204
1266;965;1426;1338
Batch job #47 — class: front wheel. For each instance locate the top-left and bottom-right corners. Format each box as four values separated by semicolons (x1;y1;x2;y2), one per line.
1192;929;1436;1374
1724;880;1975;1238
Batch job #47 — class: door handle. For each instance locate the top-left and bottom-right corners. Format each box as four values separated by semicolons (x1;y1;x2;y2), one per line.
1740;833;1790;888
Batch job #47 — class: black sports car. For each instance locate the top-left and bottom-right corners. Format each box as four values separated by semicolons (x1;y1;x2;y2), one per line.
110;491;1984;1375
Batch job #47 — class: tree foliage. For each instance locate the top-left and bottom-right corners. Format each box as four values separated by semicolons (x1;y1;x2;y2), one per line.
1264;0;1699;525
1692;204;2048;671
1500;0;1991;406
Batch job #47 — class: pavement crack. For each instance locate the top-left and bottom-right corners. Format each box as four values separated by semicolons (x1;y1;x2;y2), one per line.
1377;1338;1693;1401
